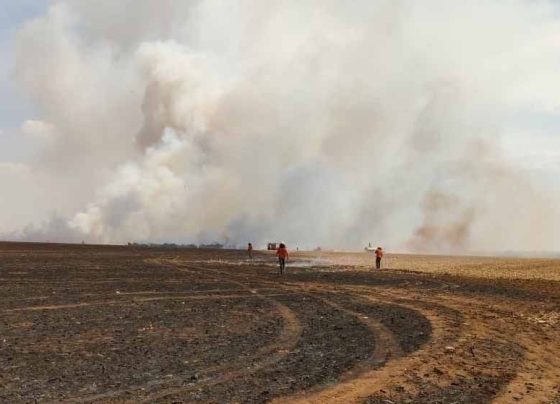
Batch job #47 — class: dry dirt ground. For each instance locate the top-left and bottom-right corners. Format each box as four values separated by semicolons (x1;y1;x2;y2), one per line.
1;242;560;403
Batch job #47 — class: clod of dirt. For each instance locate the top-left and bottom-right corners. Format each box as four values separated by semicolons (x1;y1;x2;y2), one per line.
433;367;445;375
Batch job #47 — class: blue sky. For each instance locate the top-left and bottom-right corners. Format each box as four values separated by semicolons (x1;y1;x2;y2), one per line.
0;1;48;160
0;1;47;123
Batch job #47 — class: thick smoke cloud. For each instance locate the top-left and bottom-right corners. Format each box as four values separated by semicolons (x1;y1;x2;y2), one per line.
5;0;560;253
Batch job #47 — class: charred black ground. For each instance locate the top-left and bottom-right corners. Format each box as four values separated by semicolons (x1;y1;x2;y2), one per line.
1;243;559;403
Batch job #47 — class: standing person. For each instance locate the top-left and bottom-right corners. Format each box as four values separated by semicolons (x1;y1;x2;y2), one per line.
247;243;253;259
276;243;289;275
375;246;383;269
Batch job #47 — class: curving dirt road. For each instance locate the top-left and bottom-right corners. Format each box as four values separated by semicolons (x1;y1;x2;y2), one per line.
1;243;559;403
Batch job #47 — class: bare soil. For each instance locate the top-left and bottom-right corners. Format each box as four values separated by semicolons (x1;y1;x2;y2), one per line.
1;242;559;403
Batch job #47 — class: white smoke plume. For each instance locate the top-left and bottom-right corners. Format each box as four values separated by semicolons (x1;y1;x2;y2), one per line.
4;0;560;253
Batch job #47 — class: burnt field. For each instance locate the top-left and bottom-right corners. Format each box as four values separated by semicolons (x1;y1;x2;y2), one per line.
1;243;560;403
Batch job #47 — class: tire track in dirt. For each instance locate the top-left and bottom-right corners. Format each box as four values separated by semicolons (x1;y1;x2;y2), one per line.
163;261;436;404
3;292;300;313
64;259;304;403
423;293;560;404
131;261;305;403
7;250;559;403
128;260;380;403
383;291;560;404
207;276;443;400
151;259;560;403
230;271;551;403
230;279;426;403
277;279;560;403
67;301;302;404
362;292;522;403
271;287;457;403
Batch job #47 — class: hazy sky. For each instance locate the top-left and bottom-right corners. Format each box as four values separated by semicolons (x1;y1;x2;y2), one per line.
1;1;560;252
2;1;558;171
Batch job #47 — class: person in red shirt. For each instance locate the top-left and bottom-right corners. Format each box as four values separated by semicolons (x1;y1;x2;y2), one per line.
247;243;253;259
375;247;383;269
276;243;289;274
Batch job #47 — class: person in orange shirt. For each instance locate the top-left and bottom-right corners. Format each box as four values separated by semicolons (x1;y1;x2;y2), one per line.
247;243;253;259
375;246;383;269
276;243;289;274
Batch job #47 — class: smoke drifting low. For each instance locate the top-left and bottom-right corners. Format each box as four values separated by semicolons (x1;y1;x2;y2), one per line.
5;0;560;253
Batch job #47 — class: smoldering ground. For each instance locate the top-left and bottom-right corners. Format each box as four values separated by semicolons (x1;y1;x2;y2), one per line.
3;0;560;253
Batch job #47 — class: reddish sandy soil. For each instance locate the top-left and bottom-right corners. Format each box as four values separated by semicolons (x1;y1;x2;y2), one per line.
1;242;559;403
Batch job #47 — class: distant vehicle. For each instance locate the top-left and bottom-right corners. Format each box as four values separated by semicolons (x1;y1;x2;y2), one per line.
267;243;278;250
365;242;375;251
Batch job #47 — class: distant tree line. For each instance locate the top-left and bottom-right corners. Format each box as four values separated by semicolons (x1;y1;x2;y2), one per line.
127;242;225;249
